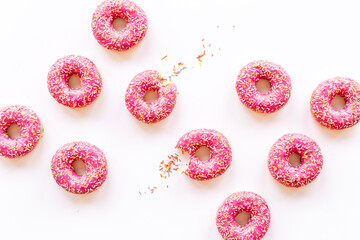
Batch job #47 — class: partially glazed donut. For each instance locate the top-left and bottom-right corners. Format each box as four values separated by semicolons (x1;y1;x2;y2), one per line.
47;55;102;108
0;105;43;158
125;70;177;123
236;60;291;113
175;129;232;180
216;191;271;240
310;77;360;130
51;142;108;194
268;133;323;188
92;0;148;51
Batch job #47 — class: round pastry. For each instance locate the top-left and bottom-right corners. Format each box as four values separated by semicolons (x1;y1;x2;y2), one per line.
175;129;232;180
92;0;148;51
268;133;323;188
125;70;177;123
235;60;291;113
47;55;102;108
0;105;43;158
51;142;108;194
216;191;271;240
310;77;360;129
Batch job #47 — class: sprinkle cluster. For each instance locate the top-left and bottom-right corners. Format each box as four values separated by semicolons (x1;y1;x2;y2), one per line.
310;77;360;129
125;70;177;123
175;129;232;181
47;55;102;108
51;142;108;194
0;105;43;158
216;191;271;240
159;153;181;179
236;60;291;113
268;133;323;188
91;0;148;51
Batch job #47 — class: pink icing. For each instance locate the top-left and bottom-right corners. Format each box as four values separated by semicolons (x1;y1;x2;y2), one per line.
92;0;148;51
51;142;108;194
175;129;232;180
236;60;291;113
125;70;177;123
268;133;323;188
216;191;271;240
47;55;102;108
310;77;360;130
0;105;43;158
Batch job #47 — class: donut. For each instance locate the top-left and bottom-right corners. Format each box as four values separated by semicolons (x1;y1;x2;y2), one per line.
92;0;148;51
125;70;177;123
310;77;360;129
216;191;271;240
51;142;108;194
0;105;43;158
47;55;102;108
175;129;232;180
235;60;291;113
268;133;323;188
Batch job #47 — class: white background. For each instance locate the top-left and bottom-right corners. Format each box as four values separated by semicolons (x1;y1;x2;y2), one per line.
0;0;359;239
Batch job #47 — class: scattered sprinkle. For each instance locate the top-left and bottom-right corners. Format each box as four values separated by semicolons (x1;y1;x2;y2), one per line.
197;50;206;63
159;154;181;178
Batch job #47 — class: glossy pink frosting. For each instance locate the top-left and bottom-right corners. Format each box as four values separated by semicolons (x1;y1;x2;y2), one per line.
47;55;102;108
176;129;232;180
92;0;148;51
236;60;291;113
268;133;323;188
310;77;360;129
216;191;271;240
125;70;177;123
51;142;108;194
0;105;43;158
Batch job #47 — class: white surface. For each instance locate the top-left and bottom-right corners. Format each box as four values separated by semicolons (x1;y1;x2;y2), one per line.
0;0;359;239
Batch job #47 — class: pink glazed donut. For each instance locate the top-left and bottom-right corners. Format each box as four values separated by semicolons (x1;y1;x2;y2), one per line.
268;133;323;188
310;77;360;129
216;191;271;240
51;142;108;194
0;105;43;158
125;70;177;123
176;129;232;180
47;55;102;108
235;60;291;113
92;0;148;51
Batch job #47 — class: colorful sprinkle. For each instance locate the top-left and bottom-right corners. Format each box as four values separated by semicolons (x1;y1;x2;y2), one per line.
197;50;206;63
159;154;181;179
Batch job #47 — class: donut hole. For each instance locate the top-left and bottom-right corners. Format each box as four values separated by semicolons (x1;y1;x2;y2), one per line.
6;124;21;139
112;18;127;32
289;152;302;167
71;159;87;176
195;146;211;161
235;211;251;226
256;79;271;95
144;89;159;103
68;75;82;89
331;95;346;110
